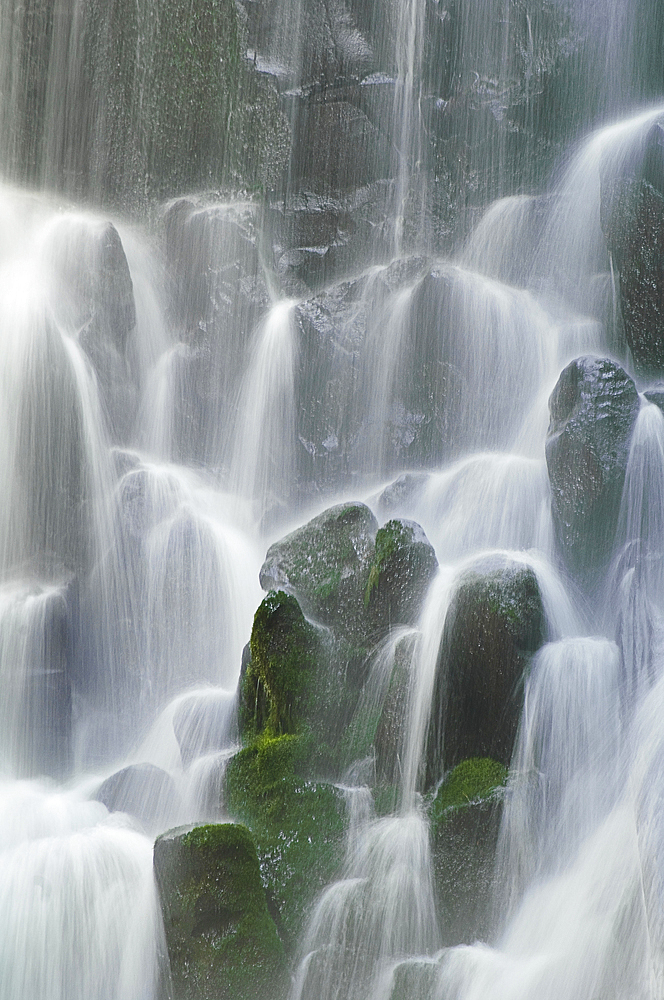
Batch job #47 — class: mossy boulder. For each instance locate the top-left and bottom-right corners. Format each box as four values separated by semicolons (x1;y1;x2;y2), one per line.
154;822;288;1000
546;356;640;580
365;519;438;633
428;758;507;946
240;590;321;739
426;557;546;786
259;502;378;644
224;734;347;952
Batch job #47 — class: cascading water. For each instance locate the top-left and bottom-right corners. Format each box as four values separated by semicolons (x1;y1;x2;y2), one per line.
3;0;664;998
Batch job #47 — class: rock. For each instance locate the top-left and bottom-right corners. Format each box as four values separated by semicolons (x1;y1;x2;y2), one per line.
173;689;239;767
259;502;378;641
365;519;438;634
94;763;180;831
288;99;384;195
240;590;321;738
373;631;416;783
546;355;640;578
428;758;507;946
601;118;664;375
426;557;546;785
154;822;288;1000
376;472;430;515
224;736;346;952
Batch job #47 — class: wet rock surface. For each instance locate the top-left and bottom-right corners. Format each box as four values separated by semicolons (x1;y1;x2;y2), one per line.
365;518;438;634
94;763;180;830
602;118;664;376
428;758;507;946
426;557;546;785
546;355;640;579
260;501;378;639
154;822;288;1000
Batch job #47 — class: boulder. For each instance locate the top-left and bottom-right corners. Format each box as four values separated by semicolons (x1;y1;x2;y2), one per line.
426;557;546;785
365;518;438;633
428;758;507;946
94;763;180;831
259;502;378;641
154;822;288;1000
546;355;640;579
224;736;346;952
240;590;321;738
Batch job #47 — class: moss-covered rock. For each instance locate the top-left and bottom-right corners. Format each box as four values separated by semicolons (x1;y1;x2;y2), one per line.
428;758;508;947
365;518;438;633
224;734;347;952
259;502;378;645
240;590;321;739
154;822;288;1000
426;557;546;786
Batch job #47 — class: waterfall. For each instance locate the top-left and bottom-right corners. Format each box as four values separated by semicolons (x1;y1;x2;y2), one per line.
2;0;664;997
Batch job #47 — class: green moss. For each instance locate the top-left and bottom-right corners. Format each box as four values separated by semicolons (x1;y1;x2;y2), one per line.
242;591;319;738
154;822;288;1000
225;735;346;952
429;758;508;833
364;520;412;606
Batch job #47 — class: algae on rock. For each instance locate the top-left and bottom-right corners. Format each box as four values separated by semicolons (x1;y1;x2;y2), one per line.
154;822;288;1000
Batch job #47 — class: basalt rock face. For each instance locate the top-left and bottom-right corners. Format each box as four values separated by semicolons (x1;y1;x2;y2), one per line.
154;823;288;1000
426;558;546;788
546;356;640;580
601;119;664;376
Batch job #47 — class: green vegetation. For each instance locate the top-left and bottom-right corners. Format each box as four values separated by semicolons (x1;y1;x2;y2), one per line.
241;590;319;738
364;519;410;606
154;822;288;1000
429;758;508;834
225;734;347;951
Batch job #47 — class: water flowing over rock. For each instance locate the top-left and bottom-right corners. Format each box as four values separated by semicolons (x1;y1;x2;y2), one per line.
4;3;664;999
426;557;547;786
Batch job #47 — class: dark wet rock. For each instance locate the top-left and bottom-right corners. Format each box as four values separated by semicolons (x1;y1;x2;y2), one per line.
428;758;507;946
602;174;664;376
239;590;321;739
288;99;384;195
365;519;438;634
154;822;288;1000
426;557;546;786
224;738;346;953
260;502;378;640
546;355;640;578
173;690;238;767
95;763;180;830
